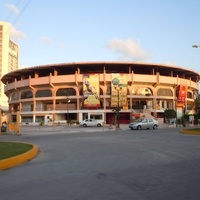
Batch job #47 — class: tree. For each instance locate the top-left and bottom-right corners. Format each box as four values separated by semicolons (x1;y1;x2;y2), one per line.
164;109;176;124
193;93;200;113
193;93;200;124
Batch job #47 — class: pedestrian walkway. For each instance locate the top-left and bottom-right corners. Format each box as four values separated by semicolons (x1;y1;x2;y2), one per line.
1;122;178;136
19;124;126;136
9;123;171;136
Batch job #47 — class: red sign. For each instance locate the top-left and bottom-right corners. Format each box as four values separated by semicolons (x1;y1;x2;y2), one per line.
178;85;187;102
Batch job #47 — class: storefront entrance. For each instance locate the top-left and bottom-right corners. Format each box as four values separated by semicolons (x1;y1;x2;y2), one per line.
106;112;130;125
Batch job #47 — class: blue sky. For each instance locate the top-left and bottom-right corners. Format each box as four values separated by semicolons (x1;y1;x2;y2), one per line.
1;0;200;73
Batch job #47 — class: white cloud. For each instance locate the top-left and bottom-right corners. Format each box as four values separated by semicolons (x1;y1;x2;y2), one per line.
58;42;66;49
39;36;53;44
5;4;20;16
106;38;151;61
10;25;26;41
39;36;66;50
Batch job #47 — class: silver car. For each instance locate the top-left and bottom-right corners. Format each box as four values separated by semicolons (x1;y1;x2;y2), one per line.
79;119;103;127
129;118;158;130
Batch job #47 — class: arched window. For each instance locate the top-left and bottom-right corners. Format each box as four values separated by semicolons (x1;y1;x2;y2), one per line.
21;91;33;99
157;88;173;96
36;90;52;97
132;87;152;96
56;88;76;96
11;92;19;100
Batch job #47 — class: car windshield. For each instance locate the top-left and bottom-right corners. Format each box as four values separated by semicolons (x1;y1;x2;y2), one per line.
136;118;144;123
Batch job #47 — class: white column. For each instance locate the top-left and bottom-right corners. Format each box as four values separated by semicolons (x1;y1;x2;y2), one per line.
33;115;36;123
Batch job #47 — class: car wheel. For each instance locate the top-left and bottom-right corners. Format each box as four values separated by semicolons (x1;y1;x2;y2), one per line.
83;124;87;127
137;125;141;130
130;127;133;130
97;123;102;127
153;125;157;129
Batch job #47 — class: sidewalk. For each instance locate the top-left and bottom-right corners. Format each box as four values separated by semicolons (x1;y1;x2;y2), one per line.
5;123;171;136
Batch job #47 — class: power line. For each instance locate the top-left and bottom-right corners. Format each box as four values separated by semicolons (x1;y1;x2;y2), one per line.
11;0;32;26
2;0;32;42
4;0;21;22
4;0;32;26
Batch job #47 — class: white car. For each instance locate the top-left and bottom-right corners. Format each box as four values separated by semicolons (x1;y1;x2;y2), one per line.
129;118;158;130
79;119;104;127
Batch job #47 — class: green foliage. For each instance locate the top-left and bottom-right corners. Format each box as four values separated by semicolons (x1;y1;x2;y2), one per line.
71;120;79;125
164;109;176;120
39;121;44;126
193;94;200;113
184;114;190;121
48;119;53;122
181;116;186;127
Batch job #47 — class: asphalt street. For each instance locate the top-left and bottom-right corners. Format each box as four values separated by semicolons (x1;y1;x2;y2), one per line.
0;126;200;200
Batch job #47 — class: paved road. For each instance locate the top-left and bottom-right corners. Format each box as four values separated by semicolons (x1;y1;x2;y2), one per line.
0;126;200;200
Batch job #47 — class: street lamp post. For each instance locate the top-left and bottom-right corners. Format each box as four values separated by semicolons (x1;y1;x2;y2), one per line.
117;88;120;129
173;99;178;127
67;98;70;125
192;45;199;124
193;90;199;124
115;85;122;129
173;84;178;127
192;46;199;124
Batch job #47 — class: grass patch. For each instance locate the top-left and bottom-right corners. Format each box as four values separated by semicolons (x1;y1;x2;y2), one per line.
0;142;33;160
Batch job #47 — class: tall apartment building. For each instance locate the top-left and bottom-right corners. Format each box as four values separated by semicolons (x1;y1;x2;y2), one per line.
0;21;19;110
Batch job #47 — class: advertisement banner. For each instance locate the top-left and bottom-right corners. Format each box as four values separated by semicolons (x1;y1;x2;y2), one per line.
177;82;187;102
83;74;100;108
111;74;127;107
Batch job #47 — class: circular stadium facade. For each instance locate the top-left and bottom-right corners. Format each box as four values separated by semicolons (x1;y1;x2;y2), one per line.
1;61;200;125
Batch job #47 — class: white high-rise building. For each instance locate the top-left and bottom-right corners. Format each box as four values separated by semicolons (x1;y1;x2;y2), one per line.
0;21;19;110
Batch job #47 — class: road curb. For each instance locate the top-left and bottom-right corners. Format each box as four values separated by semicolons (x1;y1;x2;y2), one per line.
180;129;200;135
0;143;39;170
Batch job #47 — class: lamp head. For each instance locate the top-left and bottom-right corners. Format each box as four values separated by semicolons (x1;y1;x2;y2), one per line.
192;44;200;48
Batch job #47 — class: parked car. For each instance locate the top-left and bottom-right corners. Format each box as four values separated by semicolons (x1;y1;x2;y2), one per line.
129;118;158;130
79;119;104;127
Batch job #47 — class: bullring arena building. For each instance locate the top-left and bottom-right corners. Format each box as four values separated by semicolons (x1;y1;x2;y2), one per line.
1;61;200;125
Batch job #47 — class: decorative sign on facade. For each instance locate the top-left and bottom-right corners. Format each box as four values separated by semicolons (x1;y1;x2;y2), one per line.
111;74;127;107
177;81;187;102
83;74;100;108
